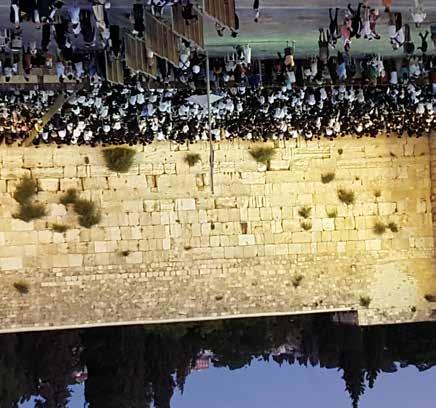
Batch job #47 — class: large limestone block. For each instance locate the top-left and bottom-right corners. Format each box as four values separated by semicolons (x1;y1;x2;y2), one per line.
60;178;82;191
365;239;382;251
240;172;265;185
320;218;334;231
0;257;22;270
82;177;109;190
68;254;84;267
269;160;290;171
54;150;80;166
292;231;312;243
1;168;31;180
238;234;255;246
175;198;196;211
32;167;64;178
215;197;237;209
38;178;59;192
2;153;23;167
378;202;397;215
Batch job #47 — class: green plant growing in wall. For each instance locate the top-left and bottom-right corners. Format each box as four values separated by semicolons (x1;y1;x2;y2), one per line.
51;223;69;233
301;221;312;231
298;206;311;219
13;176;38;204
387;222;399;233
184;153;201;167
327;208;338;218
360;296;371;307
13;202;47;222
60;188;79;205
249;146;275;165
74;199;101;228
337;189;355;205
321;172;335;184
103;147;136;173
12;176;46;222
291;274;304;288
373;221;386;235
13;281;29;294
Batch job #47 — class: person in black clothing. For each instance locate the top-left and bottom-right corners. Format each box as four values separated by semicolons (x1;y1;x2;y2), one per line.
132;2;145;37
417;31;429;53
328;7;339;42
41;22;51;51
181;2;198;25
403;24;415;55
54;16;68;49
253;0;260;23
10;0;21;27
109;25;121;56
347;2;362;38
215;22;225;37
80;9;95;46
231;13;239;38
37;0;53;23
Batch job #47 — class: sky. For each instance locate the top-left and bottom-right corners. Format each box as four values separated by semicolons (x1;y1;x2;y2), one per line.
173;360;436;408
19;361;436;408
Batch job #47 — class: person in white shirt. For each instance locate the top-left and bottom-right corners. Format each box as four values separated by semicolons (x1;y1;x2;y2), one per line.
69;3;81;36
55;61;65;82
410;0;426;27
242;44;252;65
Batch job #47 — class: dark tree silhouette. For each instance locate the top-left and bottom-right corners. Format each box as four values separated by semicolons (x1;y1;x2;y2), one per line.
4;317;436;408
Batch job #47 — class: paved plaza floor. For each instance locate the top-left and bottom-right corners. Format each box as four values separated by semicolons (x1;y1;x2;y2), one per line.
205;0;436;56
0;0;434;58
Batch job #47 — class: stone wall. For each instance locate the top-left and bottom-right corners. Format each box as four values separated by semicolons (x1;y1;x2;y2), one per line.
0;135;435;332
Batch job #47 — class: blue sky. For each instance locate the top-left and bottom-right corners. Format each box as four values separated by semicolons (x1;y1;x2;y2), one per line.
173;360;436;408
20;361;436;407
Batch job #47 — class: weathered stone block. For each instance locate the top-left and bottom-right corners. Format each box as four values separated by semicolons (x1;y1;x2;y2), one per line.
322;218;335;231
365;239;381;251
38;178;59;192
175;198;196;211
378;202;397;215
0;257;22;270
69;254;83;267
60;178;81;191
269;160;290;171
238;234;255;246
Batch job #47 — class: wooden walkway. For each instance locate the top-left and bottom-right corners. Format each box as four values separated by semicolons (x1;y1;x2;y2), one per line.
172;4;204;48
144;11;180;67
105;53;125;85
125;33;157;78
204;0;236;29
24;93;66;146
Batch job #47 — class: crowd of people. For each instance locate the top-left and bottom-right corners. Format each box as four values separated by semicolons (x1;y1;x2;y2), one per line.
0;0;434;146
316;0;433;53
27;72;433;146
0;89;57;144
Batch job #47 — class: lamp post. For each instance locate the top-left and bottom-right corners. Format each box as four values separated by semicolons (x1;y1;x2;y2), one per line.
205;49;214;195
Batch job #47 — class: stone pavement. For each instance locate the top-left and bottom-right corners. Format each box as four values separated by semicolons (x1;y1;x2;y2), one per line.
0;135;435;332
0;0;435;58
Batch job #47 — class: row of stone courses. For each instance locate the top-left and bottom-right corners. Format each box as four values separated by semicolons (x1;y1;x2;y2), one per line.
0;135;435;331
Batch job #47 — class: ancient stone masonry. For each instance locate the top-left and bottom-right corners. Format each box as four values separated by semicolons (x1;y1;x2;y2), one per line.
0;135;435;332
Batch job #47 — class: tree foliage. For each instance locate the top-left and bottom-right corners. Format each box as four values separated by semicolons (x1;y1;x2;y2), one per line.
3;317;436;408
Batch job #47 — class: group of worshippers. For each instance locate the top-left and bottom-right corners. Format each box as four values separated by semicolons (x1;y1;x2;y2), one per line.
0;89;57;144
158;36;434;92
29;68;434;147
7;0;119;81
319;0;430;53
